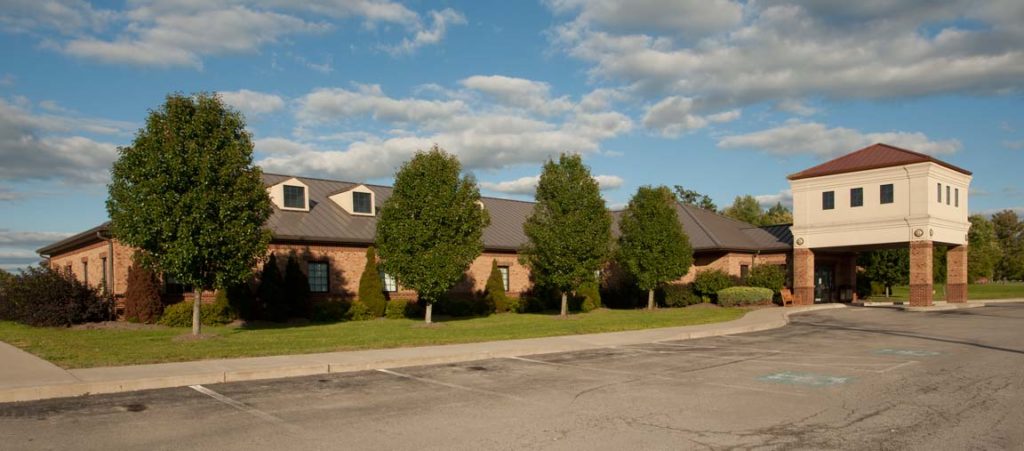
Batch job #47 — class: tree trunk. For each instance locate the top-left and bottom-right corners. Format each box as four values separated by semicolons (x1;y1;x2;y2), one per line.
192;287;202;336
647;289;655;310
560;292;568;317
425;302;433;324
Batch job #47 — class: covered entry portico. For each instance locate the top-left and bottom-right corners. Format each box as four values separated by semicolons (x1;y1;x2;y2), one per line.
787;144;972;307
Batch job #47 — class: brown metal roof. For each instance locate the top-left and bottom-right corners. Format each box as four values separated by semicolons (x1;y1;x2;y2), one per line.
787;143;972;181
39;173;792;256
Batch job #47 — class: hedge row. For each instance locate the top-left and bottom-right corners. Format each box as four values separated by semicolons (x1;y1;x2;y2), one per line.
716;286;774;307
0;266;113;327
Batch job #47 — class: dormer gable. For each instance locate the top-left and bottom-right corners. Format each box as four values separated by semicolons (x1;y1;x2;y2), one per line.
267;178;310;212
330;184;376;216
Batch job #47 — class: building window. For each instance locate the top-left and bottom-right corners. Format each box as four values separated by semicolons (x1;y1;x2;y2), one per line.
740;264;750;279
308;261;329;293
880;184;894;204
82;261;88;285
101;257;108;293
850;187;863;207
822;191;835;210
353;191;372;214
164;274;191;295
955;188;959;207
381;272;397;292
937;183;942;203
498;266;510;292
283;185;305;209
946;185;951;205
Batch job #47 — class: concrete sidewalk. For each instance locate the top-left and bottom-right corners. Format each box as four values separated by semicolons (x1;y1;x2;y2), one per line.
0;305;848;403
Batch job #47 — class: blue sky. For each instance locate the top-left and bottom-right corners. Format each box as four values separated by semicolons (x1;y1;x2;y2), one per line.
1;0;1023;269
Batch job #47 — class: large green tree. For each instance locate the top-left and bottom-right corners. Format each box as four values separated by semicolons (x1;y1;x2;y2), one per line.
967;214;1001;283
723;195;763;225
673;185;717;211
761;202;793;225
521;153;612;316
991;210;1024;281
618;186;694;310
107;93;271;335
376;146;489;323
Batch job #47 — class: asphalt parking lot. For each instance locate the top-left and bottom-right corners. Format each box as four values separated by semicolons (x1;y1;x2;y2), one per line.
2;303;1022;450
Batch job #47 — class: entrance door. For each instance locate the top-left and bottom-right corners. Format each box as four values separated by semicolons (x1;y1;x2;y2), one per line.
814;266;834;303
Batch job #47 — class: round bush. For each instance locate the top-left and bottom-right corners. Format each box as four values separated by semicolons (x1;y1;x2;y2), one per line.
692;269;735;301
158;296;236;327
716;286;773;307
659;284;701;308
347;299;374;321
744;265;786;293
385;299;421;319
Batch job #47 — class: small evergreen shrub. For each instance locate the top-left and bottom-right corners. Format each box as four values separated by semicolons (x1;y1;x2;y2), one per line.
745;265;786;294
692;269;735;302
717;286;773;307
258;253;288;321
358;247;387;318
311;298;348;323
4;265;112;327
485;260;510;312
347;299;375;321
385;299;421;319
283;255;312;319
124;260;163;323
504;296;524;313
659;284;701;308
225;282;258;321
576;282;601;313
157;298;236;327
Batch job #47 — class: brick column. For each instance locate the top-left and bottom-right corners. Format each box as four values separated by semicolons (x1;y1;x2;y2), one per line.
793;248;815;306
946;244;968;303
909;240;933;307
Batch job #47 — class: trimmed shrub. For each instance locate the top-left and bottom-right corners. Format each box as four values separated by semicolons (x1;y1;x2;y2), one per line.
283;255;312;319
504;296;524;313
311;298;348;323
358;247;387;318
692;269;735;302
4;265;112;327
659;284;701;308
258;253;287;321
485;260;510;312
716;286;773;307
124;260;163;323
385;299;421;319
745;265;786;294
157;298;235;327
576;281;601;313
346;299;374;321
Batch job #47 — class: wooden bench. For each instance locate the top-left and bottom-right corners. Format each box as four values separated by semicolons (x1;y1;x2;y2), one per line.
780;288;795;307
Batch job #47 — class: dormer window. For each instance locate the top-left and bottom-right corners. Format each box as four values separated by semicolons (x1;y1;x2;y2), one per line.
283;185;306;209
353;191;372;214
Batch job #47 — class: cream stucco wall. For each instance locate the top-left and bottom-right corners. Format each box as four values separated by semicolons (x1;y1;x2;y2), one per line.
267;178;310;212
790;162;971;249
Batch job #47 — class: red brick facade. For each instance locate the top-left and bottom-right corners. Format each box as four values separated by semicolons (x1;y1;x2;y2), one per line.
946;244;968;303
909;240;933;307
792;248;814;305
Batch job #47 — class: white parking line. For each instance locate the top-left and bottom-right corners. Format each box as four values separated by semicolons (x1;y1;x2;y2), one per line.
189;385;299;432
375;368;525;402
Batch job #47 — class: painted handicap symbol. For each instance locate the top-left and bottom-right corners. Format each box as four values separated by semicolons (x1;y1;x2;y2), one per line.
758;371;852;387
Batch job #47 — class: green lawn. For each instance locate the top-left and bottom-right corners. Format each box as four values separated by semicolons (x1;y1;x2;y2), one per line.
872;282;1024;301
0;307;746;369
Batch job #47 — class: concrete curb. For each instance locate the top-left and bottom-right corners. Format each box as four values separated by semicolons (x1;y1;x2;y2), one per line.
0;304;844;403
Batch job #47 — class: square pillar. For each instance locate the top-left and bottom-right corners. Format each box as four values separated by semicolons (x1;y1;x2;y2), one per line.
946;244;968;303
793;248;815;306
909;240;933;307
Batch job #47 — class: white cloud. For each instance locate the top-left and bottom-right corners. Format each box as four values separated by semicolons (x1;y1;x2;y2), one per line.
383;8;466;55
707;109;741;123
481;173;623;195
754;189;793;208
0;0;113;34
0;98;122;184
460;75;573;115
551;1;1024;108
547;0;742;38
642;96;706;136
219;89;286;116
1003;139;1024;150
776;99;818;116
0;229;74;246
717;120;962;159
297;85;468;126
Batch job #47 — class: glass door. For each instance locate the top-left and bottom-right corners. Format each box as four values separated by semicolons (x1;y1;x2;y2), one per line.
814;266;834;303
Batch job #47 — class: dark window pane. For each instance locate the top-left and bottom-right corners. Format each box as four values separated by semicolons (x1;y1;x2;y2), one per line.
283;185;305;209
353;192;372;214
955;188;959;207
850;187;863;207
308;262;329;293
937;183;942;203
880;184;894;204
822;191;835;210
740;264;750;279
946;185;951;205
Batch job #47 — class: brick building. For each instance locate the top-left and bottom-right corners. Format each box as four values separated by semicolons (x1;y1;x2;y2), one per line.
37;173;792;308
